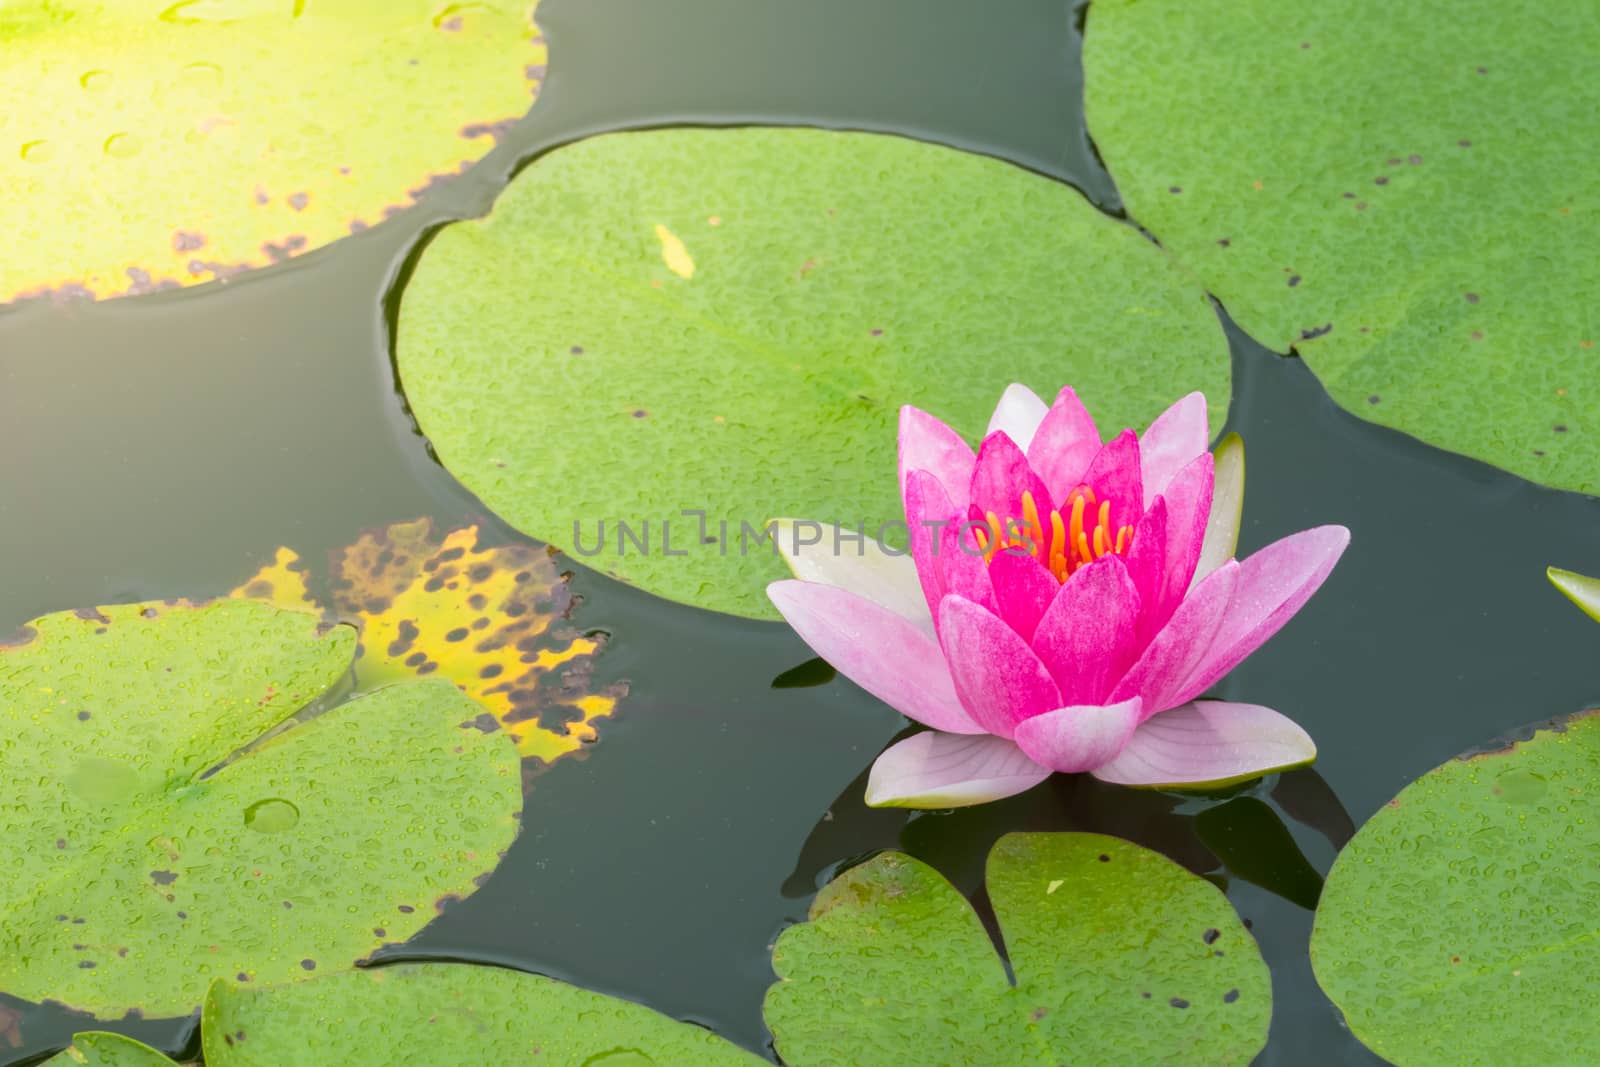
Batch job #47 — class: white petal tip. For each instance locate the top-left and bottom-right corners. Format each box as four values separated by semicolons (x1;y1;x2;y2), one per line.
864;732;1051;809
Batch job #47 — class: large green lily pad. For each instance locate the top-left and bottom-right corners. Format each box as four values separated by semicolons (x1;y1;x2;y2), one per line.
1312;709;1600;1064
43;1033;178;1066
765;833;1269;1065
0;598;521;1018
396;127;1229;618
2;0;545;303
1084;0;1600;495
201;963;764;1065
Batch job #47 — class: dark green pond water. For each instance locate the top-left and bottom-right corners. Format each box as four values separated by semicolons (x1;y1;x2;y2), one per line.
3;0;1599;1063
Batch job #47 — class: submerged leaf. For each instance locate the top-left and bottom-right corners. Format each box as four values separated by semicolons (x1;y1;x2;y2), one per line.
396;126;1230;618
233;519;624;766
2;0;545;303
1085;0;1600;495
1312;709;1600;1065
766;833;1270;1065
0;598;521;1017
201;963;764;1065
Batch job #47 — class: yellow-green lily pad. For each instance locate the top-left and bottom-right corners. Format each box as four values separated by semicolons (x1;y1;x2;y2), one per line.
396;127;1229;617
0;598;521;1018
1085;0;1600;495
2;0;545;303
232;518;626;767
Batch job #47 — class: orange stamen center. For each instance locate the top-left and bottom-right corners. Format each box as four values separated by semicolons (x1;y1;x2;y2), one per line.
980;486;1134;582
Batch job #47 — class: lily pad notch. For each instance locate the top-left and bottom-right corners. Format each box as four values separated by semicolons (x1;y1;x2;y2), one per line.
395;125;1231;618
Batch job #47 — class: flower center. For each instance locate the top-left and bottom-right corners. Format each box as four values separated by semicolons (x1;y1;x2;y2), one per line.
974;486;1134;583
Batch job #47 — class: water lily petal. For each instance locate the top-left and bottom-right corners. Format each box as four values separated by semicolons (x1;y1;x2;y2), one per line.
768;580;982;734
1030;385;1103;497
1147;451;1214;631
905;470;958;619
1139;391;1210;506
1012;697;1144;774
1031;555;1140;706
1549;567;1600;624
987;550;1060;641
1191;433;1244;589
1077;428;1143;533
938;594;1062;738
773;518;931;635
985;383;1050;451
969;430;1054;529
899;404;976;514
1171;525;1351;706
937;511;998;616
1112;560;1239;713
865;731;1051;808
1122;495;1167;631
1091;700;1317;788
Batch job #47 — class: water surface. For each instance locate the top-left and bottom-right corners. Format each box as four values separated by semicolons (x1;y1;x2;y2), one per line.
2;1;1598;1063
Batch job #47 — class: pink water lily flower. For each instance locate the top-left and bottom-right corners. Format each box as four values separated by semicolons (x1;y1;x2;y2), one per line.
768;385;1350;808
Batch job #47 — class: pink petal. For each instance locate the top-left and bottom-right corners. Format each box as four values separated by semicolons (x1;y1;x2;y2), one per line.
1121;495;1167;632
1145;452;1214;633
768;580;983;734
938;594;1062;739
772;518;932;636
899;405;976;514
865;731;1051;808
936;511;998;616
1077;429;1143;534
1139;392;1210;506
1111;560;1239;714
969;431;1054;529
987;550;1060;641
1030;555;1141;706
1170;525;1351;705
905;470;957;620
1090;700;1317;788
1012;697;1144;774
985;383;1050;451
1030;386;1103;497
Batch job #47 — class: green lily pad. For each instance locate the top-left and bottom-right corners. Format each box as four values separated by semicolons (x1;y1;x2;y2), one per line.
0;598;521;1018
1312;709;1600;1064
200;963;765;1065
396;127;1229;618
42;1033;179;1066
1084;0;1599;495
765;833;1269;1065
2;0;545;303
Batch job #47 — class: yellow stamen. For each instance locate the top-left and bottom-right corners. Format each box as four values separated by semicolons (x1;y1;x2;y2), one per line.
1097;500;1111;542
1115;525;1131;554
983;511;1003;561
1069;494;1087;558
1094;524;1110;558
1021;491;1043;556
1049;510;1066;568
1076;531;1092;565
